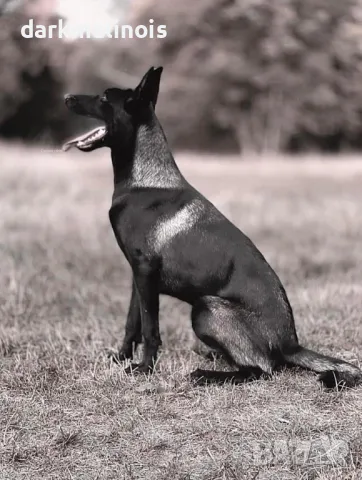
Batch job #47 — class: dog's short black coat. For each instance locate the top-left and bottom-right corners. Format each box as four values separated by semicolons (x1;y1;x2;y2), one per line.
64;67;362;390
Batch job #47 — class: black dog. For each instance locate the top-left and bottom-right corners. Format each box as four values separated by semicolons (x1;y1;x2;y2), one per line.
63;66;362;390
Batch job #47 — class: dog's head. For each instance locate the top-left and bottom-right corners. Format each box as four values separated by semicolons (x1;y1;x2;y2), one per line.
63;66;163;152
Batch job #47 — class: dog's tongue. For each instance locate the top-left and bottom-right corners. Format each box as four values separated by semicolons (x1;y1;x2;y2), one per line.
62;127;105;151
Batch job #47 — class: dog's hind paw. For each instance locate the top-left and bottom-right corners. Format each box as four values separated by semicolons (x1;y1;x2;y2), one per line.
190;367;267;385
190;368;205;380
190;368;208;384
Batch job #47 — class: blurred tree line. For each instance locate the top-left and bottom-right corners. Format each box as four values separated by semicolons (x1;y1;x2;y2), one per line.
0;9;72;143
1;0;362;153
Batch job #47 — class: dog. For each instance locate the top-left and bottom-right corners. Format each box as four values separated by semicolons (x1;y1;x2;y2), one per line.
63;66;362;390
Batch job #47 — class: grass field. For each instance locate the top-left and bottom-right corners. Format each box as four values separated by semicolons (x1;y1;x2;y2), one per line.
1;142;362;480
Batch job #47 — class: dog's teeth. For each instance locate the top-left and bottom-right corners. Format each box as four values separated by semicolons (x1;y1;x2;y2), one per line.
67;127;106;149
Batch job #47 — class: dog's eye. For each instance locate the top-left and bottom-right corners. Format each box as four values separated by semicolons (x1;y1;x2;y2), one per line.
100;96;108;104
124;97;136;114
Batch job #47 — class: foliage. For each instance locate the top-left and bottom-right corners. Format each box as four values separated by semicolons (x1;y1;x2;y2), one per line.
0;11;75;143
2;1;362;152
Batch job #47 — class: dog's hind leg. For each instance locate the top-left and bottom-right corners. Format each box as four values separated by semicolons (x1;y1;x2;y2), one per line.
192;335;230;363
190;296;275;385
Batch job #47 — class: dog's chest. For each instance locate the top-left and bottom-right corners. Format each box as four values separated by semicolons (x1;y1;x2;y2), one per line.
108;200;148;260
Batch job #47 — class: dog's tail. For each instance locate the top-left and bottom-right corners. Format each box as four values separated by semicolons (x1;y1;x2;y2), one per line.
284;345;362;389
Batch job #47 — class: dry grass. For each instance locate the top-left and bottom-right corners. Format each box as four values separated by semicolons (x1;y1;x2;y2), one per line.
1;142;362;480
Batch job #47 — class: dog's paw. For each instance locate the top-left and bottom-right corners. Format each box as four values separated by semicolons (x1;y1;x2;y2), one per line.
190;369;209;385
107;349;131;364
124;363;153;375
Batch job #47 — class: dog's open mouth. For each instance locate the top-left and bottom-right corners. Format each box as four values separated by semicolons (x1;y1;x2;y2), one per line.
62;126;107;152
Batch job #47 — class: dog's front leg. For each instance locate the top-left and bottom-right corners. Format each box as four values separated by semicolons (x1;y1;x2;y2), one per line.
125;265;161;375
113;279;142;362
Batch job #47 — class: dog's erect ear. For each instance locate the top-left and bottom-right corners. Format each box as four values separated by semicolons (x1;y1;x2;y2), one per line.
133;66;163;108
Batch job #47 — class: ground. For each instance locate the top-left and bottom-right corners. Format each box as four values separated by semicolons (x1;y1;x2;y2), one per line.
1;142;362;480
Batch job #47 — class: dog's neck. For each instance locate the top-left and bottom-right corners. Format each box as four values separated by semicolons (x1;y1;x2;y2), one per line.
111;109;185;190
